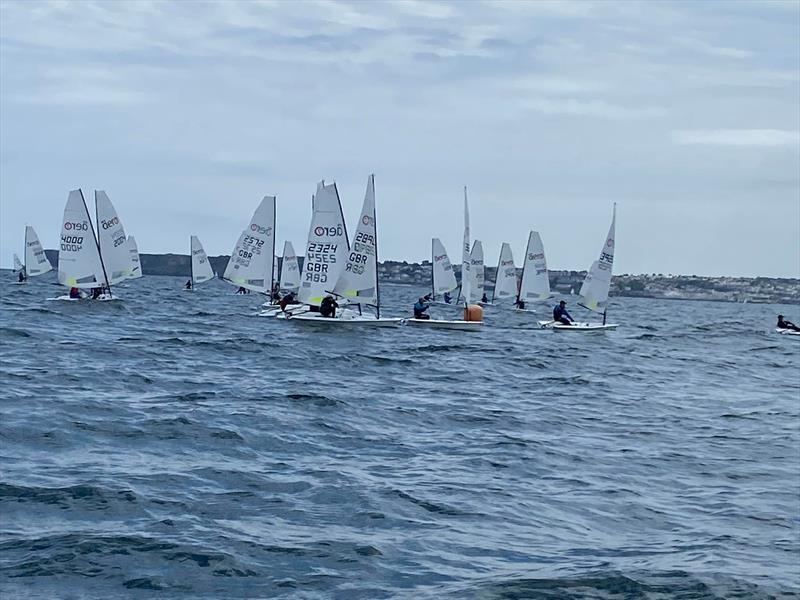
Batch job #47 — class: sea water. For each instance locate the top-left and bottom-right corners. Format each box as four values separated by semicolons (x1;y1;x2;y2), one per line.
1;273;798;599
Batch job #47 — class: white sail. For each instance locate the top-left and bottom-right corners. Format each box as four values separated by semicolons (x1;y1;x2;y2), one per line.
298;181;349;306
470;240;485;301
13;254;23;272
431;238;458;297
579;205;616;311
460;187;471;305
333;174;378;307
190;235;215;285
24;226;52;276
279;241;300;292
58;189;105;289
223;196;276;293
95;190;130;285
126;236;142;279
492;242;517;301
518;231;551;302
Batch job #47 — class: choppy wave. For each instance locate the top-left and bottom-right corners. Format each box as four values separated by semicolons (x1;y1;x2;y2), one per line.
1;274;798;598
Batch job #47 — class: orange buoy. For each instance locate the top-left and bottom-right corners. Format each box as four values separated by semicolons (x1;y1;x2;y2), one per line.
464;304;483;322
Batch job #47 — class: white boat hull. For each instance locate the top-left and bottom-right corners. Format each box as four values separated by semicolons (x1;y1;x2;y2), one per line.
514;307;538;313
776;328;800;336
289;312;401;327
552;322;618;332
404;318;483;331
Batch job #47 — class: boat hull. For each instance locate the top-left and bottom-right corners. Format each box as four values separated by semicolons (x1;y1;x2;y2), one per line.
404;318;483;331
289;312;401;327
776;328;800;337
552;322;618;332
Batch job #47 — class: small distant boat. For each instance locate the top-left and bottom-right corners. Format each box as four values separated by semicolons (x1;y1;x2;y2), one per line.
407;187;483;331
514;231;551;313
223;196;276;296
429;238;459;306
13;226;52;283
279;241;300;294
125;236;143;280
289;175;401;326
469;240;493;306
185;235;215;290
490;242;517;305
543;205;618;332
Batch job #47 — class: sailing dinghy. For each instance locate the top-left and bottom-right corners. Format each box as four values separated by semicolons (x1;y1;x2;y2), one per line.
514;231;551;313
223;196;276;296
125;236;143;280
53;190;113;300
491;242;518;304
186;235;215;290
289;175;401;326
407;187;483;331
429;238;459;306
470;240;490;305
544;205;618;332
271;180;349;319
14;226;53;283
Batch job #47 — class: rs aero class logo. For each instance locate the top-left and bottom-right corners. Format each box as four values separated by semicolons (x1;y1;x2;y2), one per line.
606;238;614;247
361;215;373;226
250;224;272;235
434;254;447;262
101;216;120;230
64;221;89;231
314;224;343;237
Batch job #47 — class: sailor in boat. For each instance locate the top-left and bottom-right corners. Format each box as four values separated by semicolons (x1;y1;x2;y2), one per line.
515;298;526;310
279;291;298;312
413;296;431;320
271;281;281;302
320;295;339;318
18;270;26;283
69;287;82;299
777;315;800;332
185;279;192;290
481;292;489;304
553;300;574;326
91;287;103;300
443;291;452;304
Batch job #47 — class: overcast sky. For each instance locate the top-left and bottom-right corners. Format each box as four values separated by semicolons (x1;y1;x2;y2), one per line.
1;0;798;277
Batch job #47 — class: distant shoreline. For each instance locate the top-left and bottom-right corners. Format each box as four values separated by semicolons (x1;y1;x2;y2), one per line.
8;250;798;306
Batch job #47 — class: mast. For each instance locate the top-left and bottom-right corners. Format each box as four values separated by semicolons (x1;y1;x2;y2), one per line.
269;199;277;301
516;232;529;306
189;236;194;286
371;175;380;319
430;238;435;301
23;225;27;276
491;245;502;304
90;190;111;293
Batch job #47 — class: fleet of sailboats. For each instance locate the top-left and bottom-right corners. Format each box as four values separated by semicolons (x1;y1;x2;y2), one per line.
12;180;622;333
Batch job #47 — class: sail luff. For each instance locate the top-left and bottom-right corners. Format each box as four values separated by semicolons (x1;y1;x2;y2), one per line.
461;187;471;306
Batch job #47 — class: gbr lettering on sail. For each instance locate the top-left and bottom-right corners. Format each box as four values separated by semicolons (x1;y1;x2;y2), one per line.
305;224;343;284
